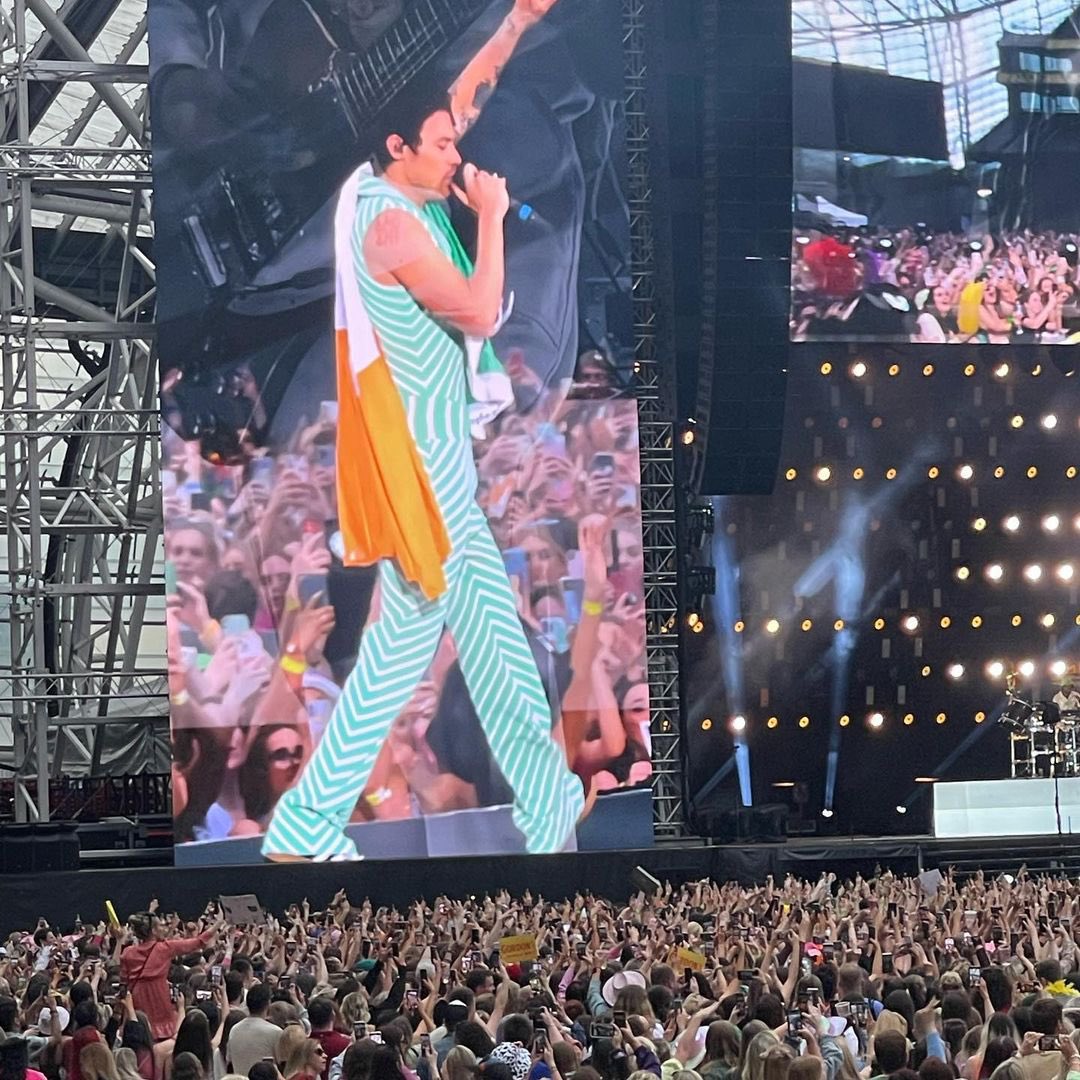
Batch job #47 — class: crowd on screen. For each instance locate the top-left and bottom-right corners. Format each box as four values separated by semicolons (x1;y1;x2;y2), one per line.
5;871;1080;1080
159;349;649;845
791;228;1080;343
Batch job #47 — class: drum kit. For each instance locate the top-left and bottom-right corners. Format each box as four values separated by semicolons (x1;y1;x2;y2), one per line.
999;688;1079;777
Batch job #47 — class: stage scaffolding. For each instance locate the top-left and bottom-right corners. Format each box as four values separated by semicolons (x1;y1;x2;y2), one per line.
0;0;684;838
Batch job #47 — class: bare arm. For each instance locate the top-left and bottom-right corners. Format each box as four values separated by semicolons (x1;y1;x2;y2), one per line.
363;178;507;337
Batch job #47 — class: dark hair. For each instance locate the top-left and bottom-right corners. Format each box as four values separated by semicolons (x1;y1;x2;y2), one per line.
342;1043;400;1080
1035;959;1063;985
371;84;453;170
224;972;245;1005
648;984;674;1023
121;1017;153;1055
128;914;154;943
172;731;231;844
1029;998;1062;1036
982;969;1012;1013
249;1064;277;1080
0;1000;17;1034
464;968;492;994
940;992;971;1023
917;1059;952;1080
753;993;785;1030
238;726;302;823
941;1020;967;1058
246;983;271;1016
883;990;914;1034
204;570;258;623
498;1014;532;1047
873;1031;909;1074
174;1011;213;1074
73;1001;99;1030
0;1035;29;1080
981;1038;1018;1080
70;983;95;1010
454;1021;495;1059
308;997;335;1030
172;1052;203;1080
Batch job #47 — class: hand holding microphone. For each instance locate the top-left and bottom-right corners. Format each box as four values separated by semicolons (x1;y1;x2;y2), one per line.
452;163;510;221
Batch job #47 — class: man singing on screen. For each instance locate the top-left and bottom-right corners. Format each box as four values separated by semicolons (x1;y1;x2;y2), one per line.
263;0;586;862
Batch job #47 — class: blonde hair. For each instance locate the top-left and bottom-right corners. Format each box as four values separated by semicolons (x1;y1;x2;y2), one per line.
340;991;370;1027
442;1046;479;1080
282;1038;322;1080
276;1025;310;1071
81;1044;121;1080
115;1048;142;1080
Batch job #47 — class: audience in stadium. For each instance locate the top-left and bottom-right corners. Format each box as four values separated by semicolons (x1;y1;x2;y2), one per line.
159;348;649;845
791;228;1080;343
4;870;1080;1080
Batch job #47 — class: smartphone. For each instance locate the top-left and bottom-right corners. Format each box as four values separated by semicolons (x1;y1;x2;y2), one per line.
853;1002;868;1025
613;1010;626;1027
590;452;615;473
250;457;275;486
822;943;834;962
738;969;756;984
472;928;481;945
280;976;292;990
195;989;212;1002
354;1022;367;1040
406;989;420;1009
1039;1036;1058;1052
210;965;222;986
576;942;587;958
590;1022;614;1039
787;1010;802;1039
944;937;955;950
369;1032;384;1045
882;952;893;974
115;984;127;999
420;1034;431;1054
835;1001;852;1018
502;547;530;597
221;613;251;637
532;1031;548;1053
297;573;328;607
559;577;585;624
969;966;982;985
190;492;211;512
470;950;483;966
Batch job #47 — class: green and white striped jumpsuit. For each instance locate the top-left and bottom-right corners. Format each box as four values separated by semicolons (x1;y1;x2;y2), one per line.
262;175;585;860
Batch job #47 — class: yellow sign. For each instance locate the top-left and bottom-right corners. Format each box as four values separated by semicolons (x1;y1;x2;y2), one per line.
677;946;706;971
500;934;539;964
105;900;121;930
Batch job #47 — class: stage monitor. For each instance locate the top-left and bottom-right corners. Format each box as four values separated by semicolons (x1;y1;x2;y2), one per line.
790;0;1080;345
149;0;652;866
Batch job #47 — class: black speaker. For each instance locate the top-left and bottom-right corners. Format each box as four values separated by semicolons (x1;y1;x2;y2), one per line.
698;803;789;844
0;822;80;873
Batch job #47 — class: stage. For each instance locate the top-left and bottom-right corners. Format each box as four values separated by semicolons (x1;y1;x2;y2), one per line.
4;825;1080;937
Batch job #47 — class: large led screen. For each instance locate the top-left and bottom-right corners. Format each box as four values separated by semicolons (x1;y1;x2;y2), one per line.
790;0;1080;344
150;0;652;865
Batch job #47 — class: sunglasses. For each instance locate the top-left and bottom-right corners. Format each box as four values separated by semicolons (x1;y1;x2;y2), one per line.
268;747;304;766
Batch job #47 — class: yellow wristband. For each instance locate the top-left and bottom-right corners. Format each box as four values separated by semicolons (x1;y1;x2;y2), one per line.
583;599;603;617
280;654;307;676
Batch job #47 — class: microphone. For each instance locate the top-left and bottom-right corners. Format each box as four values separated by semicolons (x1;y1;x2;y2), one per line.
455;164;544;225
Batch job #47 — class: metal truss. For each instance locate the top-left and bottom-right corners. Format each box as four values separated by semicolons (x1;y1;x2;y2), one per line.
624;0;683;840
0;0;167;823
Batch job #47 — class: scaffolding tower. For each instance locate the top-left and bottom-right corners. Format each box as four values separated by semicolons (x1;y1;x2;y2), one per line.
0;0;682;837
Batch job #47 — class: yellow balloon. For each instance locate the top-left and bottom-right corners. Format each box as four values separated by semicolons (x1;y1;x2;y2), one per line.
957;281;984;336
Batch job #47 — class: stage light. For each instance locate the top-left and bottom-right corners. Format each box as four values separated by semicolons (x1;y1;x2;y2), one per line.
1024;563;1043;583
850;361;867;378
681;429;695;445
867;711;885;730
820;362;832;375
922;363;934;377
821;808;834;818
947;663;965;680
767;716;779;729
1004;514;1021;532
1042;414;1059;430
975;712;986;723
687;612;700;628
902;614;919;633
936;713;947;725
692;621;704;633
1012;614;1023;627
994;362;1010;378
1033;365;1042;375
986;660;1005;679
815;465;832;483
833;619;845;631
785;468;797;480
734;620;745;632
796;235;810;246
730;714;747;734
888;363;900;376
801;619;812;631
701;718;713;731
928;466;939;479
915;776;937;783
1019;660;1036;678
903;713;915;726
874;617;885;630
765;618;780;634
994;466;1006;478
971;615;982;627
957;464;974;481
940;616;951;628
1041;613;1056;629
1044;514;1061;532
1027;466;1039;478
977;186;993;198
921;665;932;677
956;566;970;581
1011;414;1024;428
886;468;897;480
1051;660;1068;678
964;363;976;376
852;467;864;480
839;714;851;727
798;716;810;729
985;563;1004;582
972;517;987;532
896;804;908;814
